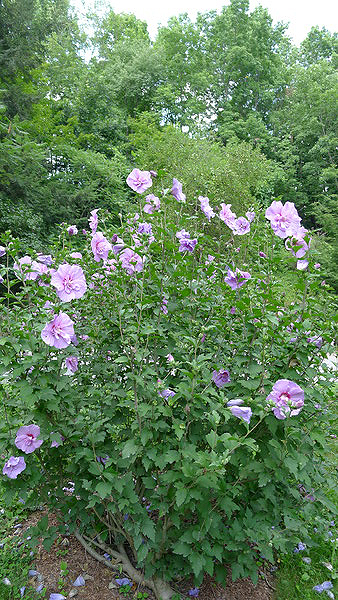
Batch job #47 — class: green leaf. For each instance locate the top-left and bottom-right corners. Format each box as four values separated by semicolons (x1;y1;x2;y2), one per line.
95;480;112;499
175;488;187;507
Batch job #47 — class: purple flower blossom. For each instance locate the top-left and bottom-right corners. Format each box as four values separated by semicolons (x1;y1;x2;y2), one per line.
37;253;53;265
314;263;321;269
115;578;131;587
161;297;168;315
49;595;66;600
96;455;109;466
13;257;48;281
227;399;244;407
265;201;301;239
246;211;255;223
233;217;250;235
67;225;78;236
313;581;333;593
189;588;200;597
127;169;152;194
179;238;197;253
224;268;251;290
2;456;26;479
15;425;43;454
219;203;237;229
159;389;175;400
143;194;160;214
171;178;186;203
166;353;174;362
297;259;309;271
65;356;79;374
230;406;252;424
199;196;215;221
205;254;215;265
212;369;231;388
112;236;125;255
91;232;112;262
50;433;64;448
285;227;310;259
138;222;153;236
119;248;143;275
294;542;306;553
51;263;87;302
266;379;304;420
307;335;323;349
103;552;111;560
70;252;82;259
150;170;157;177
230;306;236;314
41;312;75;349
0;246;6;257
89;209;98;233
259;251;267;258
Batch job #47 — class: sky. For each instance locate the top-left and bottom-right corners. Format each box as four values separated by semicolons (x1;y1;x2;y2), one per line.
72;0;338;46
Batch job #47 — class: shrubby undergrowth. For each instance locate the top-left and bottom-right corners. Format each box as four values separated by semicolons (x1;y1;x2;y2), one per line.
0;169;337;598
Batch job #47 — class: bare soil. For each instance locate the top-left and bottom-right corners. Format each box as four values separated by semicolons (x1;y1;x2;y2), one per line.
20;511;275;600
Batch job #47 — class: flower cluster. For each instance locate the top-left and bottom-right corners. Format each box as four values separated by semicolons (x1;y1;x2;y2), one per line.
265;201;312;269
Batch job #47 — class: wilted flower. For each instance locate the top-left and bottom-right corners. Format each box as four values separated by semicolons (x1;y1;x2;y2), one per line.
138;222;153;236
50;433;65;448
37;253;53;266
72;575;85;586
15;425;43;454
265;201;301;239
166;353;174;362
2;456;26;479
230;306;236;314
41;312;75;349
171;178;186;203
119;248;143;275
302;557;311;564
127;169;152;194
0;246;6;257
65;356;79;374
219;203;236;229
212;369;231;388
259;251;267;258
144;194;160;214
115;578;131;587
49;594;66;600
189;588;200;597
230;406;252;424
227;399;244;407
224;268;251;290
285;227;310;258
89;209;98;233
179;237;197;253
266;379;304;420
313;581;333;593
91;232;112;262
199;196;215;221
67;225;78;236
161;297;168;315
51;264;87;302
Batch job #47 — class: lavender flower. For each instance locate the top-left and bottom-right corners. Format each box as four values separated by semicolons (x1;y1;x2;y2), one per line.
15;425;43;454
266;379;304;420
230;406;252;424
3;456;26;478
41;312;75;349
212;369;231;388
189;588;200;597
143;194;160;214
91;232;112;262
127;169;152;194
199;196;215;221
171;178;186;203
89;209;98;233
115;578;131;587
67;225;78;236
51;263;87;302
265;201;301;239
224;268;251;290
65;356;79;374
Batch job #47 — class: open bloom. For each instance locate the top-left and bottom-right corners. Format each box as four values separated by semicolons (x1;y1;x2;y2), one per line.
119;248;143;275
212;369;231;388
13;256;48;281
171;178;186;203
144;194;160;214
3;456;26;479
230;406;252;424
91;232;112;262
265;201;301;239
159;389;175;400
219;203;237;229
179;237;197;253
127;169;152;194
246;211;255;223
51;263;87;302
15;424;43;453
199;196;215;221
41;312;75;349
267;379;304;419
224;268;251;290
233;216;250;235
285;227;310;259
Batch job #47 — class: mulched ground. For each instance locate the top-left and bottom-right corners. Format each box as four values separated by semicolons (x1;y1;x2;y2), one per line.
19;511;275;600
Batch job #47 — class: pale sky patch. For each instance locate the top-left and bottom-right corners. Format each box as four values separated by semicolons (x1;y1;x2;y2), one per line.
72;0;337;46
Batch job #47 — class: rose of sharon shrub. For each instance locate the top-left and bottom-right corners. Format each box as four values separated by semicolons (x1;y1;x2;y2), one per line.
0;174;336;599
